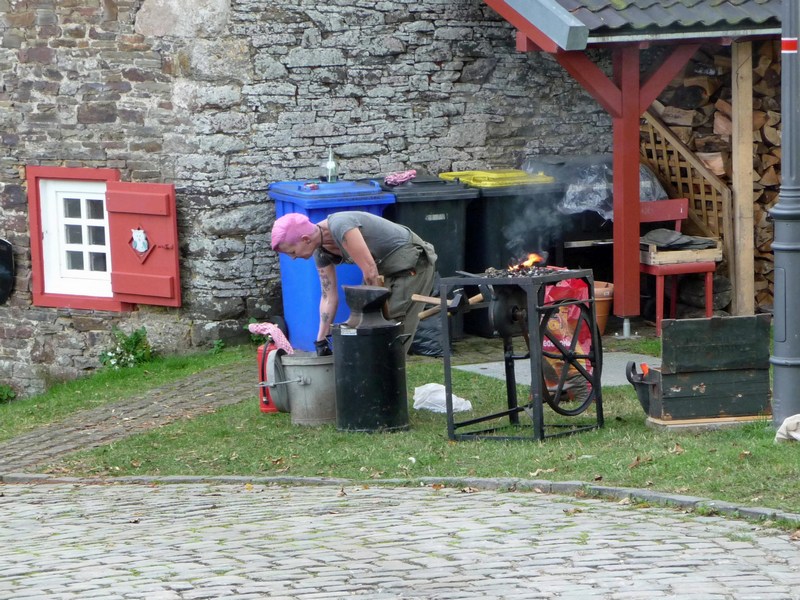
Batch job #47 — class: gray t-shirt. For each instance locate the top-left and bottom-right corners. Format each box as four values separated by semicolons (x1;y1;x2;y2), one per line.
314;211;411;272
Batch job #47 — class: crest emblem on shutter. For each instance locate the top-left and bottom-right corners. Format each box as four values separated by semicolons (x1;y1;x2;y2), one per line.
129;227;154;263
131;228;149;253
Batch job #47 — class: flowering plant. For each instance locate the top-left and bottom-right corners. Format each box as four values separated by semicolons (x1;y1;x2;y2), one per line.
99;327;154;369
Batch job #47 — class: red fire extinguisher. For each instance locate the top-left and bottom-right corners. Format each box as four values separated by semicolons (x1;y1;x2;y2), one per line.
257;342;279;413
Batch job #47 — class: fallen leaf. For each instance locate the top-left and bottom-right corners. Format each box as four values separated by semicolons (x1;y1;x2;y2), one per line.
739;451;752;460
790;530;800;542
533;487;544;494
618;497;632;505
337;487;347;497
460;487;479;494
431;484;444;490
629;455;652;469
244;483;253;491
529;468;556;477
669;443;685;455
593;474;603;481
563;508;583;515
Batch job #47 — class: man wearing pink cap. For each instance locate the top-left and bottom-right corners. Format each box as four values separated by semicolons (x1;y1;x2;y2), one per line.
271;211;437;355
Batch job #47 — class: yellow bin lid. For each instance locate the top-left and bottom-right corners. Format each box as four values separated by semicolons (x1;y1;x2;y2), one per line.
439;169;555;188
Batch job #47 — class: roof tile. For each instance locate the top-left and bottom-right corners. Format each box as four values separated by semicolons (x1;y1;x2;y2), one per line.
559;0;781;36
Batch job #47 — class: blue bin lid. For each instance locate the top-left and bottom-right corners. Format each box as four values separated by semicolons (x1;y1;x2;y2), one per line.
268;179;395;209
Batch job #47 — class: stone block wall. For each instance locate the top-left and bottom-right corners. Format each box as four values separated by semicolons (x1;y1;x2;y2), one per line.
0;0;612;397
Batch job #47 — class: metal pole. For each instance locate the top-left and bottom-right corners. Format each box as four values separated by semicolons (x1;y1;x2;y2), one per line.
771;0;800;427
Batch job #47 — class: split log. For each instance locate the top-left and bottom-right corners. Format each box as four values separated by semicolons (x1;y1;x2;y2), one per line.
661;106;696;126
713;112;732;136
762;124;781;146
683;75;722;97
696;152;726;176
759;165;780;187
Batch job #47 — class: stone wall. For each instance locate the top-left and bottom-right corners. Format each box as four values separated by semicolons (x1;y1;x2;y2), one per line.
0;0;612;397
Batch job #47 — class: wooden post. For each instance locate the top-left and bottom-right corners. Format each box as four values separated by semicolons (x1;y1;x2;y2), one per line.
731;40;755;315
611;46;644;316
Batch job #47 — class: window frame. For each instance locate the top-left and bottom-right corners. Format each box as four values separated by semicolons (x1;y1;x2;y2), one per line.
28;166;130;311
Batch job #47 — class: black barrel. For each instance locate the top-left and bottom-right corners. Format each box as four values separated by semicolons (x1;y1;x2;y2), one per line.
333;285;409;432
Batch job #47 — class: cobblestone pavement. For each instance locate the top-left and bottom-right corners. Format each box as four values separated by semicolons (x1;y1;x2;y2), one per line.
1;481;799;600
2;329;800;599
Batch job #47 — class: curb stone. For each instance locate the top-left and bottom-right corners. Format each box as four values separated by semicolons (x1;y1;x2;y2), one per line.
3;473;799;529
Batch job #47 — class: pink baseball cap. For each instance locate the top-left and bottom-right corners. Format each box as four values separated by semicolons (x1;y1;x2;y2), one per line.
271;213;317;250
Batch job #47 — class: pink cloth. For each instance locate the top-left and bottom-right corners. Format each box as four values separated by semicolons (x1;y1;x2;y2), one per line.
384;169;417;186
248;322;294;354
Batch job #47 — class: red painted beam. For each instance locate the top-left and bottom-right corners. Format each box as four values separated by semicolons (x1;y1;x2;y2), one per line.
612;45;643;317
554;51;622;117
516;31;546;53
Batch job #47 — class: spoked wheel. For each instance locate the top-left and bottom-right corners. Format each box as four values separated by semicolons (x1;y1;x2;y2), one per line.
538;302;603;416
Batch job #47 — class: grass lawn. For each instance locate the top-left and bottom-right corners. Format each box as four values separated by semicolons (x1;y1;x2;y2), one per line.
7;333;796;520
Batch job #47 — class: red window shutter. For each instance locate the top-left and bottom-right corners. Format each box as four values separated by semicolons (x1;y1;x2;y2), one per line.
106;181;181;307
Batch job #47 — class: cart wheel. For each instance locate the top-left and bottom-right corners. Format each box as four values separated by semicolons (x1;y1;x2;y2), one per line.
538;302;602;416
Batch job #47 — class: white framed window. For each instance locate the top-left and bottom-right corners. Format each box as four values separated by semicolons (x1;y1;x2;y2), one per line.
40;179;113;297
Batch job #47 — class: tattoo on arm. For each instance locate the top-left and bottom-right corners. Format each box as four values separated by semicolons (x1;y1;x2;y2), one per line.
319;271;332;298
320;311;331;325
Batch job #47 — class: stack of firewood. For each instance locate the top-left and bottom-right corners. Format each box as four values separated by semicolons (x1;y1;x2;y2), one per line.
649;41;780;311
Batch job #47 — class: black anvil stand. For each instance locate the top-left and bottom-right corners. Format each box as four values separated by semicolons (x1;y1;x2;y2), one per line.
439;269;604;441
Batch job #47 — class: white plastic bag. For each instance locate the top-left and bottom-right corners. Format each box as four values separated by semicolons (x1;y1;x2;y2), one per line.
775;414;800;443
413;383;472;414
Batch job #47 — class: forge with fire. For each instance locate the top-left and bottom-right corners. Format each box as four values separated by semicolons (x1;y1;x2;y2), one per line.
435;253;604;441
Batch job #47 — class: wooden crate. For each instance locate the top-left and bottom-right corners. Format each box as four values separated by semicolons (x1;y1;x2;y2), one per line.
639;239;722;265
633;315;772;422
649;369;771;420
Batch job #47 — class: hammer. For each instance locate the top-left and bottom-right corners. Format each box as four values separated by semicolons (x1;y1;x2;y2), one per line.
413;289;484;320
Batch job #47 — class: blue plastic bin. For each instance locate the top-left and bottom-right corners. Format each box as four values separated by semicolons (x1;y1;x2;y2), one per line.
268;179;395;351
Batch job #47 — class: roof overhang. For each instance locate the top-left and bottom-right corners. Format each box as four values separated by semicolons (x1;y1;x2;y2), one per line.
487;0;781;51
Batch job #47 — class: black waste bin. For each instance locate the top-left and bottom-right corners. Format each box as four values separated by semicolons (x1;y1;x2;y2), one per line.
382;174;479;279
439;169;566;337
382;174;479;340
